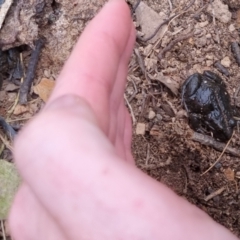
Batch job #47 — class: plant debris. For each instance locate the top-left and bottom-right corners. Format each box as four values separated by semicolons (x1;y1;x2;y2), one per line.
19;38;45;104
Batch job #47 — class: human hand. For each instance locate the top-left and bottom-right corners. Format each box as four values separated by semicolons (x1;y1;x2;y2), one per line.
9;0;238;239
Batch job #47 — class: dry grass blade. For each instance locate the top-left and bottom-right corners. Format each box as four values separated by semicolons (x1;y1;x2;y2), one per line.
204;187;225;201
0;134;13;151
191;132;240;157
201;132;234;176
1;220;6;240
124;94;136;124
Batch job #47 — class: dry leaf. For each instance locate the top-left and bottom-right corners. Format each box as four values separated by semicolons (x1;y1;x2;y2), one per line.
149;73;180;96
224;168;235;181
145;58;157;71
5;83;19;92
0;159;20;220
0;0;13;30
13;104;29;116
33;78;55;102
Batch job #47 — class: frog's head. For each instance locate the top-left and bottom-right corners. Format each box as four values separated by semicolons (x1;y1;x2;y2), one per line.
203;71;224;85
208;116;236;142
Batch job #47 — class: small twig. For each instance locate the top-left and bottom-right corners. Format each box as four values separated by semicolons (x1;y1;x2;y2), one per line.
140;92;149;118
7;91;20;118
124;94;136;124
145;143;150;166
134;49;146;76
19;38;45;104
7;116;32;123
201;132;234;176
134;48;151;83
138;14;177;42
0;143;4;157
183;0;196;11
193;3;208;19
128;77;138;103
167;0;173;12
132;0;141;14
210;0;221;45
138;0;196;43
1;220;6;240
231;42;240;66
214;61;230;77
0;133;13;151
192;132;240;157
204;187;225;201
158;32;194;60
139;157;172;170
147;12;186;58
0;116;16;140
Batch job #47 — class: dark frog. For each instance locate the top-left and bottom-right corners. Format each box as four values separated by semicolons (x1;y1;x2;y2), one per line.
182;71;235;142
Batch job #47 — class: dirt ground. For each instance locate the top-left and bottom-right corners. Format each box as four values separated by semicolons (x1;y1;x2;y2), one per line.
1;0;240;238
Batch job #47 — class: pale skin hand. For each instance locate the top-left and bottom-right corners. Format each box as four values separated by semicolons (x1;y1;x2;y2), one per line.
9;0;239;239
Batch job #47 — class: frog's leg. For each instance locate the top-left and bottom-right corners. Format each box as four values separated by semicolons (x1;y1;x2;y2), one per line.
181;73;202;111
188;113;207;134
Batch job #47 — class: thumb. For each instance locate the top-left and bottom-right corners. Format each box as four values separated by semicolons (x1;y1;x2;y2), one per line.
14;94;117;178
13;95;238;240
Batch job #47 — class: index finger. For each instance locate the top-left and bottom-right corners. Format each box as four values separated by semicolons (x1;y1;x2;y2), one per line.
48;0;135;132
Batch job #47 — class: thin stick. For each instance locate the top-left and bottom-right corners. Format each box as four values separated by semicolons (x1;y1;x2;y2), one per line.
19;38;45;104
167;0;173;12
7;91;20;118
0;133;13;151
1;220;6;240
158;32;193;59
147;10;193;58
7;52;24;118
7;116;32;123
134;48;150;83
138;0;196;42
132;0;141;14
204;187;225;201
201;133;233;176
192;132;240;157
124;94;136;124
138;15;176;42
0;143;4;156
145;143;150;166
210;0;220;44
128;77;138;103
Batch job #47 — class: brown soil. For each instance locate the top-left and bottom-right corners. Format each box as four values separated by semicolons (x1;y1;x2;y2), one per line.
1;0;240;238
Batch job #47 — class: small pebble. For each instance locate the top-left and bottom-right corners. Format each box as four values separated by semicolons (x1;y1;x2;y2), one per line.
228;24;235;32
206;60;213;67
148;110;156;120
206;33;212;39
156;114;163;121
136;123;146;135
221;56;231;68
199;20;209;28
44;69;51;78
